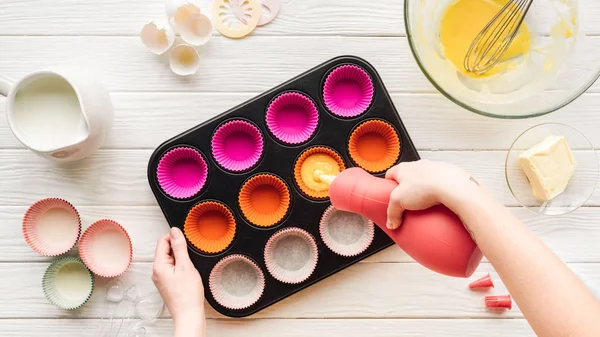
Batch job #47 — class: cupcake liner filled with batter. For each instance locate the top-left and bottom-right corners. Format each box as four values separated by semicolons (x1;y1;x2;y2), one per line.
264;227;318;284
239;174;291;228
323;64;374;118
319;206;374;257
22;198;81;256
266;92;319;145
156;147;209;199
211;120;264;172
209;254;265;310
293;147;345;199
184;201;236;254
348;119;401;173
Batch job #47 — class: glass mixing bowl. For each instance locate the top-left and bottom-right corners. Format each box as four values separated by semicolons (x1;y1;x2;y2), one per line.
505;123;599;215
405;0;600;119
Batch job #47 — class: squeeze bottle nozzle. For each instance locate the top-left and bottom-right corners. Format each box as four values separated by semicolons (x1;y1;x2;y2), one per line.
328;167;482;278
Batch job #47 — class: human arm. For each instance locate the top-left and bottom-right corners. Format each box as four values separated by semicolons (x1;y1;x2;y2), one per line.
152;227;207;337
385;160;600;337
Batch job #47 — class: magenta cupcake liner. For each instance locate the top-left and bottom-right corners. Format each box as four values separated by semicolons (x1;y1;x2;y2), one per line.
319;206;374;257
264;227;318;284
323;65;374;118
22;198;82;256
212;120;264;172
209;254;265;310
266;92;319;144
157;147;208;199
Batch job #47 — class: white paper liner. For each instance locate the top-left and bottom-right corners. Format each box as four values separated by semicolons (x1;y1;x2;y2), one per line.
209;254;265;310
319;206;374;257
264;227;318;284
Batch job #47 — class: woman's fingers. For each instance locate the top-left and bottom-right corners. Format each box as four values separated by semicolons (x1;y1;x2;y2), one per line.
386;183;411;230
169;227;192;268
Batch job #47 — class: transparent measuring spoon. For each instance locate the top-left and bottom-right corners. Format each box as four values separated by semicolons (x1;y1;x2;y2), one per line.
90;279;125;337
123;292;165;337
111;286;139;337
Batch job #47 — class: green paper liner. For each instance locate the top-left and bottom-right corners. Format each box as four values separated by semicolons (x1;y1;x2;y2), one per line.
42;257;94;310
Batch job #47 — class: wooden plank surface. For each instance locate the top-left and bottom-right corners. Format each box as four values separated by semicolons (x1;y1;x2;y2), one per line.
1;262;598;319
2;205;600;263
2;0;600;334
0;36;598;94
0;93;599;151
0;319;536;337
0;149;598;206
1;0;599;36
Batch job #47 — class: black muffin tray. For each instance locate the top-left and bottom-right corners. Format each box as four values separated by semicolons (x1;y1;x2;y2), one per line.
147;56;420;317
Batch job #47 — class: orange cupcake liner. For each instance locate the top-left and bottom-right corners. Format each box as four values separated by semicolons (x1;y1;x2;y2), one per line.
239;174;291;227
22;198;81;257
293;146;346;199
184;201;236;254
348;120;401;173
79;219;133;278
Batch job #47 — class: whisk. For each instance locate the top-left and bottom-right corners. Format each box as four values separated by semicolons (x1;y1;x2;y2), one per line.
464;0;534;74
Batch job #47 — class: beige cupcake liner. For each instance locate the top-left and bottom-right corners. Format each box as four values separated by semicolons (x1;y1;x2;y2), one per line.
264;227;319;284
319;205;374;257
209;254;265;310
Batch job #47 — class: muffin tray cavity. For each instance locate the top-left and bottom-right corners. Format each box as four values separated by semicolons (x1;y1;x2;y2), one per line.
147;56;420;317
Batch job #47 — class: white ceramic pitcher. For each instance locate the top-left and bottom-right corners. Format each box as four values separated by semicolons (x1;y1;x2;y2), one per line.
0;67;113;162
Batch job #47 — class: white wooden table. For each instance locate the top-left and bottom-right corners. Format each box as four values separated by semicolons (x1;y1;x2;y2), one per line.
1;0;599;335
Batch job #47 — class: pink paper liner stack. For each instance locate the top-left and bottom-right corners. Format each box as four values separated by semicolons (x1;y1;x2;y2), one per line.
157;147;208;199
209;254;265;310
22;198;81;256
79;219;133;278
319;206;374;257
264;227;319;284
266;92;319;144
323;65;374;118
211;120;264;172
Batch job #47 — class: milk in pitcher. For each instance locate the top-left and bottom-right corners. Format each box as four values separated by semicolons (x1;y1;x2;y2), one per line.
12;75;89;152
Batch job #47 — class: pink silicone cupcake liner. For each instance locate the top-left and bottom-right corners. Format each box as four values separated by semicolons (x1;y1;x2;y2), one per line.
323;65;374;118
209;254;265;310
79;219;133;278
266;92;319;144
22;198;81;256
264;227;319;284
319;206;374;257
157;147;208;199
212;120;264;172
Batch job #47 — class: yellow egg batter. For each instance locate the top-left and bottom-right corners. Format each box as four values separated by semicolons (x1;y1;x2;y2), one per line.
440;0;532;77
300;153;341;192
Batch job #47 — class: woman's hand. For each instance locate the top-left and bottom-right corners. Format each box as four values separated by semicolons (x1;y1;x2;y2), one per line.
152;227;206;337
384;159;475;230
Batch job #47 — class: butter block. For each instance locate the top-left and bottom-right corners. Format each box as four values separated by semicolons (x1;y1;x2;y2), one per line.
518;135;577;201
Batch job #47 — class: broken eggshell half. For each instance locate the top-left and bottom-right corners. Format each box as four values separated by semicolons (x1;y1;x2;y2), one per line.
141;19;176;55
169;44;200;76
179;12;213;46
165;0;194;18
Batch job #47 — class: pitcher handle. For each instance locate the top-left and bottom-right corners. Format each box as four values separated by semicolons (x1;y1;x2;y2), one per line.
0;74;14;97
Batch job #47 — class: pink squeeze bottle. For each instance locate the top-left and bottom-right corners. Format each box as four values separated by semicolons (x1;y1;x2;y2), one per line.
329;167;482;278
